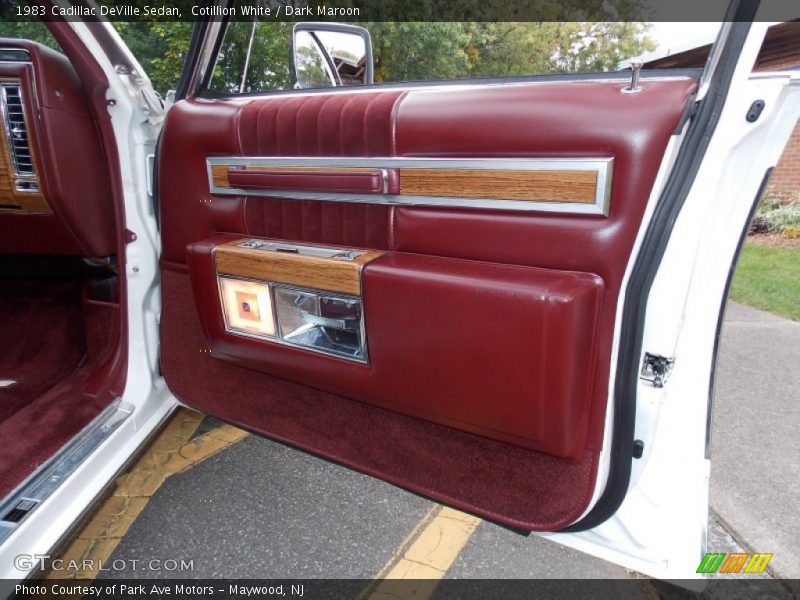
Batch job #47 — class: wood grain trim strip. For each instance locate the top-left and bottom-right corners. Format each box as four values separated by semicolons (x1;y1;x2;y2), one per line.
210;165;229;188
398;168;597;203
215;239;383;296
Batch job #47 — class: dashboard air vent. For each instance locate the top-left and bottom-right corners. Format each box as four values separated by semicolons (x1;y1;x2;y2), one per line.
1;83;35;176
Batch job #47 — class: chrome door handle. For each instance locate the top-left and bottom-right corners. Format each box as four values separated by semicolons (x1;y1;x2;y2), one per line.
300;313;358;330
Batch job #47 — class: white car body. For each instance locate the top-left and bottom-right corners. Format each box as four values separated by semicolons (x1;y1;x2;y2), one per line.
0;15;798;585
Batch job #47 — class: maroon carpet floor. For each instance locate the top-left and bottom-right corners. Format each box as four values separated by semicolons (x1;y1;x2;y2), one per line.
0;280;117;498
0;281;86;422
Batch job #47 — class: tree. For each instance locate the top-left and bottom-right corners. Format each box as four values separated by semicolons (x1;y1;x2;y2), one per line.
0;20;655;94
294;32;334;89
207;21;294;94
365;23;473;83
0;19;191;94
468;22;655;77
113;21;194;95
0;20;60;51
370;22;655;82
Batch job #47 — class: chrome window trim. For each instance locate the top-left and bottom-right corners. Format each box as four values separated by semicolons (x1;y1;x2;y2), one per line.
186;19;225;98
207;156;614;216
0;48;32;64
696;22;733;102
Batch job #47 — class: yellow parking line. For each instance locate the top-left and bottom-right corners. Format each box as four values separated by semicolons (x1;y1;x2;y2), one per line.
369;504;440;582
44;408;248;580
365;506;482;599
42;406;479;588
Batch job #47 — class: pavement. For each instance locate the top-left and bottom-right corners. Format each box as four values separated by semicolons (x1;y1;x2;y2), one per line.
709;303;800;582
44;302;799;595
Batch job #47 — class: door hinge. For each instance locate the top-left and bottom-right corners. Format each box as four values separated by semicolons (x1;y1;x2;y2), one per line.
640;353;676;388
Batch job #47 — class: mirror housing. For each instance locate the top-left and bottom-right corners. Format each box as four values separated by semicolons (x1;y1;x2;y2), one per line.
292;22;374;89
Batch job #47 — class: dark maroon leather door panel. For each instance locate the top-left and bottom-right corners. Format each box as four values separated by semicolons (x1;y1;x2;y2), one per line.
362;253;604;459
159;76;696;529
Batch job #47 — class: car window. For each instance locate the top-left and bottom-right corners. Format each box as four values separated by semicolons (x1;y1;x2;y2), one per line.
206;21;659;95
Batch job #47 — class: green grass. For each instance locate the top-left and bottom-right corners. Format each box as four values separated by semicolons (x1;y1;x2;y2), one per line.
730;243;800;320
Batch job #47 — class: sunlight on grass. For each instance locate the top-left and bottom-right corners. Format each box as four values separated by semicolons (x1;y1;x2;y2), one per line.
730;243;800;321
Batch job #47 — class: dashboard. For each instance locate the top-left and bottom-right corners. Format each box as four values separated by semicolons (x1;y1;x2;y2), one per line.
0;40;116;257
0;50;49;215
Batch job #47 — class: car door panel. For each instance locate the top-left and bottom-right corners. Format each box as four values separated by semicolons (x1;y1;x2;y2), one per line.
243;198;393;251
186;234;604;458
161;266;600;531
158;77;696;530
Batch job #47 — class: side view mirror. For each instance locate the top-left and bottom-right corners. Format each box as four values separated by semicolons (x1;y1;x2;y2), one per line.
292;22;374;89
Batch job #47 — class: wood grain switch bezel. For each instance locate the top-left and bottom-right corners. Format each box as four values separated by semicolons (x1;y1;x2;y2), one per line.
214;239;384;296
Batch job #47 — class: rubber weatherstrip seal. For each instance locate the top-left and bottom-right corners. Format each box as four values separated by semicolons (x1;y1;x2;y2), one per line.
562;1;759;533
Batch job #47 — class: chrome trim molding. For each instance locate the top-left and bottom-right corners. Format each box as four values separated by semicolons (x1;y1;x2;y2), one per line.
214;272;369;364
272;282;368;363
0;399;134;546
187;20;225;97
0;80;37;180
697;22;733;102
0;49;32;64
379;168;389;195
621;58;644;94
207;157;614;216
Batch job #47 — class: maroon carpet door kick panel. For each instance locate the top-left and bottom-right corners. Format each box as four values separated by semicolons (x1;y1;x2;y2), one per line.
158;77;696;530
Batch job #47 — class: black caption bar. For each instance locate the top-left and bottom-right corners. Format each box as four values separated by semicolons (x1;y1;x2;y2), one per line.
3;579;800;600
0;0;799;22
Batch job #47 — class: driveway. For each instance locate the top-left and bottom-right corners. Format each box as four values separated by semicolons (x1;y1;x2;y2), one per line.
42;302;798;596
709;303;800;583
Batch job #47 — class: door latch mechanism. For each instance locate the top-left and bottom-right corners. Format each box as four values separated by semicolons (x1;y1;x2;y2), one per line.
640;353;676;388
